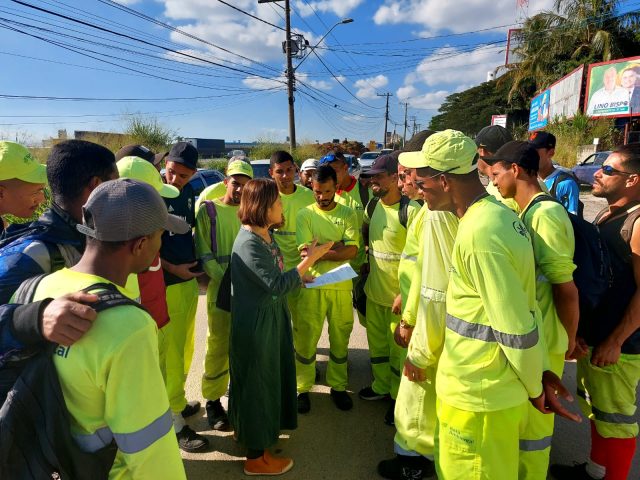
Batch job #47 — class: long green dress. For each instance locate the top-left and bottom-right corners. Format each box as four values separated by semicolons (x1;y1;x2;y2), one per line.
228;227;302;450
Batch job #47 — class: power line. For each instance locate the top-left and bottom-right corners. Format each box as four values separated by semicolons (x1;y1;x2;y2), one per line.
214;0;285;32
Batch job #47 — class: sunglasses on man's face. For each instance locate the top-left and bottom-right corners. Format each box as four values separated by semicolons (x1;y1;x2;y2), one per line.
600;165;635;176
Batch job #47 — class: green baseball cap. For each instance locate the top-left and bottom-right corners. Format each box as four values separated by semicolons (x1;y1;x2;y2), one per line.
0;141;47;184
226;159;253;179
398;129;478;174
117;156;179;198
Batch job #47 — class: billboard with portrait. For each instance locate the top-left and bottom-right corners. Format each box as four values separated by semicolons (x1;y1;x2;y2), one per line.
585;56;640;118
549;65;584;120
529;89;550;131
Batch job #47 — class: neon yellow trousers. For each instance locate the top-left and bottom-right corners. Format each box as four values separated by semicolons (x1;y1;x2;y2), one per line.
161;279;199;413
293;288;354;392
435;399;527;480
201;280;230;401
365;299;406;398
577;349;640;438
518;353;565;480
394;365;437;457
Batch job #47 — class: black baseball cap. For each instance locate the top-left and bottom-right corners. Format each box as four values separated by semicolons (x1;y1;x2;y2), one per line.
116;144;155;164
166;142;198;170
483;141;540;170
528;131;556;149
475;125;513;155
361;153;399;176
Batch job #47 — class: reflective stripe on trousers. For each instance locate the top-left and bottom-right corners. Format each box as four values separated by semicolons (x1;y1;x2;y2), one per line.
445;314;538;349
73;408;173;454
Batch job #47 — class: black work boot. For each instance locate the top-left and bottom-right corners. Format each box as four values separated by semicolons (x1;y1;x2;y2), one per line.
205;399;231;431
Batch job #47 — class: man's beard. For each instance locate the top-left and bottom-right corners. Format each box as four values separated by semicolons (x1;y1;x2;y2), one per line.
372;188;388;198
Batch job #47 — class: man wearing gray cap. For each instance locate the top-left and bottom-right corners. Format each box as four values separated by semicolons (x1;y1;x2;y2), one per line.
29;178;189;479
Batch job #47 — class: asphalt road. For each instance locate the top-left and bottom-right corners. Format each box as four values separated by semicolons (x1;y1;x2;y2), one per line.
179;192;639;479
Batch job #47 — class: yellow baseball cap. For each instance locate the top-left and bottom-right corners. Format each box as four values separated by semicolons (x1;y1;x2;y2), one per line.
0;141;47;184
226;160;253;179
117;156;179;198
398;129;478;174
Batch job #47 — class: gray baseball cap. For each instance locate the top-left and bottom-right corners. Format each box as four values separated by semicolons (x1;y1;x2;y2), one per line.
77;179;190;241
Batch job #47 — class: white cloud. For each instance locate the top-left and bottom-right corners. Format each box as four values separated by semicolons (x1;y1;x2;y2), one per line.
354;74;388;99
405;90;450;110
373;0;555;32
242;75;287;91
297;73;333;91
293;0;364;18
160;1;315;63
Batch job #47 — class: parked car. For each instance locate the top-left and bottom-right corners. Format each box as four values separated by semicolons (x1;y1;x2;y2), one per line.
227;149;246;158
572;150;612;185
380;148;393;155
250;159;271;179
344;154;361;179
359;151;381;171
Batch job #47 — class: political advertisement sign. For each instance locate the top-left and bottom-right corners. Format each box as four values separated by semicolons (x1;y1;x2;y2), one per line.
549;65;584;120
585;56;640;118
529;89;550;131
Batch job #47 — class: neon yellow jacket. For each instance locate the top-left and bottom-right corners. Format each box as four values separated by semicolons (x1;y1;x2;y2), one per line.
398;203;429;307
436;196;545;412
32;268;186;480
273;185;315;270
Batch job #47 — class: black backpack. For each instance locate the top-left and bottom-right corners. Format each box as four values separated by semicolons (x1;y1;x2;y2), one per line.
549;170;585;219
522;195;612;317
0;278;148;480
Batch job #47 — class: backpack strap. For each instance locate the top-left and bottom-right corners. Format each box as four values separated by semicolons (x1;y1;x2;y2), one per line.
521;194;558;221
358;181;369;208
81;283;148;314
365;197;379;222
13;274;48;304
549;171;577;197
203;200;218;257
44;243;66;272
620;204;640;245
398;195;410;229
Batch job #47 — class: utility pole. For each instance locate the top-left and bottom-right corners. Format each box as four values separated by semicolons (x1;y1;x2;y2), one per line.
284;0;296;152
377;92;392;148
410;116;417;136
402;102;409;147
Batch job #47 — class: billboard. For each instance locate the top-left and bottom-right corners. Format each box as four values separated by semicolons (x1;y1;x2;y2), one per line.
491;114;507;128
585;56;640;118
548;65;584;120
529;89;550;131
505;29;522;66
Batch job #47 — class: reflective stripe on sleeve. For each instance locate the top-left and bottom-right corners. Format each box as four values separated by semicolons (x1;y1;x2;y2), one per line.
445;314;539;349
400;253;417;262
200;253;215;263
370;250;402;261
73;408;173;455
273;231;296;236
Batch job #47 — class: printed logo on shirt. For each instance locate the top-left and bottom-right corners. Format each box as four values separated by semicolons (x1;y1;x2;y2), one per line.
55;345;70;358
168;205;175;213
512;221;530;240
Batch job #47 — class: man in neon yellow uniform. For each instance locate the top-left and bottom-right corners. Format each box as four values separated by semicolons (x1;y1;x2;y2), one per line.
400;129;575;480
195;155;249;211
195;160;253;431
359;154;420;413
485;141;578;480
159;142;208;452
295;165;358;414
269;151;314;326
31;179;188;479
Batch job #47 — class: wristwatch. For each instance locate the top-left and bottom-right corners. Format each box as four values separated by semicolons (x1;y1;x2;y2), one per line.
399;319;414;329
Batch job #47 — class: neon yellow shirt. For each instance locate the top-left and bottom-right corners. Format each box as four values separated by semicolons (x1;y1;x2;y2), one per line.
194;198;241;285
31;268;186;480
296;202;359;290
336;180;368;269
364;198;420;307
195;181;226;213
398;203;429;307
520;193;576;355
437;196;545;412
273;185;315;270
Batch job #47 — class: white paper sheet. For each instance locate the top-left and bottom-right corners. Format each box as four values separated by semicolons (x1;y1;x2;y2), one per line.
305;263;358;288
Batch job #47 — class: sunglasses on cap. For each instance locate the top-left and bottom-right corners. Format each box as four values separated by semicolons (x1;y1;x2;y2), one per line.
600;165;636;176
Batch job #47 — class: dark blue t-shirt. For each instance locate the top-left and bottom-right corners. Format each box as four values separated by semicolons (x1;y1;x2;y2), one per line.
161;182;196;286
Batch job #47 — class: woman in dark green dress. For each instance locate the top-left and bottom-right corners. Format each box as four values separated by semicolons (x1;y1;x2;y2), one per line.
229;178;332;476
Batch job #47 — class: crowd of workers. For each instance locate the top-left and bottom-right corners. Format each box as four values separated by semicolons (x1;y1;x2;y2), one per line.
0;125;638;480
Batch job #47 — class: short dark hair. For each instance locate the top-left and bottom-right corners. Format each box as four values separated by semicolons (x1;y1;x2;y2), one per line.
238;178;279;227
85;236;127;253
270;150;294;168
403;130;434;152
47;140;116;203
615;144;640;174
495;160;538;177
312;164;337;184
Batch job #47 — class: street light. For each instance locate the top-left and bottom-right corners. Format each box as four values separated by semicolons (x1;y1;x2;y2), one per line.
294;18;354;72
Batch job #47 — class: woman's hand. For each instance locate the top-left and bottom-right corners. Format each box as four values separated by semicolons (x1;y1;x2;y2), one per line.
305;239;334;263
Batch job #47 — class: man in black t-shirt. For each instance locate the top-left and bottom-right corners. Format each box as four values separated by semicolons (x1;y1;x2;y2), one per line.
158;142;208;453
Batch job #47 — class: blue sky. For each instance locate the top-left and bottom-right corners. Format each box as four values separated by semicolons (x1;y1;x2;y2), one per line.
0;0;591;145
